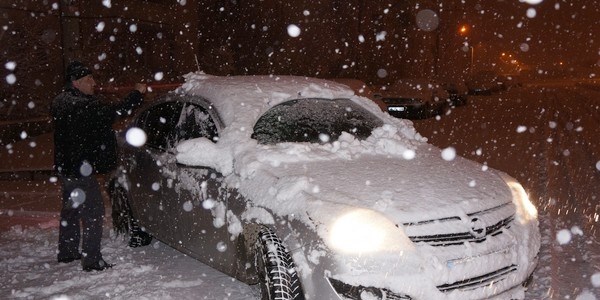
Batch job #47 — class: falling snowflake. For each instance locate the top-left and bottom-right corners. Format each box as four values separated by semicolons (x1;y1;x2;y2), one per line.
216;241;227;252
70;188;87;208
441;147;456;161
6;74;16;85
183;201;193;212
5;61;16;70
318;133;330;143
287;24;301;37
556;229;571;245
415;9;439;32
402;149;416;160
126;127;147;147
96;22;105;32
521;0;543;4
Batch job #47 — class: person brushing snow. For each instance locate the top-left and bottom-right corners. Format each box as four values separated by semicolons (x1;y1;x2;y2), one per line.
51;60;146;271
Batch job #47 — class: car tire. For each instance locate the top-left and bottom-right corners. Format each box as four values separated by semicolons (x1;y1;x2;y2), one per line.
109;179;152;248
255;227;304;300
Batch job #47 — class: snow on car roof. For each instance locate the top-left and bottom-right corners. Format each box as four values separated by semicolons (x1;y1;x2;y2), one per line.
177;72;356;128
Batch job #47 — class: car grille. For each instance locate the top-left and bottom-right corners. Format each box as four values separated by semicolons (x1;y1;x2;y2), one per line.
327;277;412;300
328;265;519;298
402;202;515;247
400;203;520;296
407;215;514;246
437;264;518;292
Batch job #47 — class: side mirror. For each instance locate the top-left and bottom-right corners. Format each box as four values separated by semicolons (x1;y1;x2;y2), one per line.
175;137;233;175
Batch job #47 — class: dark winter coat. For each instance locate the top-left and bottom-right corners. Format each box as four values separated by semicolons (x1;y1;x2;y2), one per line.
51;87;143;177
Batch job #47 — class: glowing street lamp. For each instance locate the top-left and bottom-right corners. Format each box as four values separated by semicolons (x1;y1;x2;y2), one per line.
458;24;475;74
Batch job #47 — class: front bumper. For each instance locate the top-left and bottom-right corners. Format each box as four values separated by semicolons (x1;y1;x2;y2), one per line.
302;218;539;300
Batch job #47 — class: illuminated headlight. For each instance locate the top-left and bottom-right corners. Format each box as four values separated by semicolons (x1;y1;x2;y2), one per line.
326;209;413;254
503;176;538;224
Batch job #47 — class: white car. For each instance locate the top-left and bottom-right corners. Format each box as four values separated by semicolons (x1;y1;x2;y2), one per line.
110;73;540;300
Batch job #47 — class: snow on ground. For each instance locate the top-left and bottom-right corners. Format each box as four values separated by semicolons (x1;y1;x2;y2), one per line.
0;83;599;299
1;204;596;299
0;213;256;300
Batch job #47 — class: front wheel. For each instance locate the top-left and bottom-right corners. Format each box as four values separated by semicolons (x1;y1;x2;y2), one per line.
255;227;304;300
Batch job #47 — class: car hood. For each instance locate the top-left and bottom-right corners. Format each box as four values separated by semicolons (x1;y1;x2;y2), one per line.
240;143;512;226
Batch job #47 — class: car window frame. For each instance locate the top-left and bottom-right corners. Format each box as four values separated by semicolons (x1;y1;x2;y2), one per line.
133;93;224;152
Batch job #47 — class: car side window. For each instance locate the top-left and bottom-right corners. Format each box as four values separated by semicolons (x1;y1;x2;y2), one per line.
136;102;183;150
173;103;219;143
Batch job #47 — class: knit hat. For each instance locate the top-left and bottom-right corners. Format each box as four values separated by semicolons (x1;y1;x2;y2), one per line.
65;60;92;82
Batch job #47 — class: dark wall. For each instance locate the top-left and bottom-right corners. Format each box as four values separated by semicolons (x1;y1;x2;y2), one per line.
1;0;199;120
194;0;447;85
1;1;63;120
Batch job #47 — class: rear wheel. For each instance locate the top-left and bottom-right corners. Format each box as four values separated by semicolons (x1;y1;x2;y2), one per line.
109;180;152;248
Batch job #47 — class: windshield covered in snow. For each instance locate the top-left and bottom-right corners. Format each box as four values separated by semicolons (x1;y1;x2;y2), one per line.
252;98;383;145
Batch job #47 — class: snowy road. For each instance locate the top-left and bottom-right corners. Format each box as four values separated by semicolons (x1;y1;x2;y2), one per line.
413;84;600;299
1;84;599;299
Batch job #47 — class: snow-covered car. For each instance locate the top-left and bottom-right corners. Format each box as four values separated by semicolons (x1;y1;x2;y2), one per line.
110;73;540;300
373;78;450;119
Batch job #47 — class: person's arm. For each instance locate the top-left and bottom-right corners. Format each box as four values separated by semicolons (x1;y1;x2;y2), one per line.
114;83;147;116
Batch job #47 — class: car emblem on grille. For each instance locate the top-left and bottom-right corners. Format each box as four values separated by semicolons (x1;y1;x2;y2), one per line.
469;217;487;239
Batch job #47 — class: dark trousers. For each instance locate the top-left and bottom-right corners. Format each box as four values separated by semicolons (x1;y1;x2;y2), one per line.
57;175;105;266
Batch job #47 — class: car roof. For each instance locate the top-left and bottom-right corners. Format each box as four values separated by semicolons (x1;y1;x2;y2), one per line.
174;73;357;128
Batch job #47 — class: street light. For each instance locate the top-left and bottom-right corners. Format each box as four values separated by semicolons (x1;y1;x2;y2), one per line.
462;42;475;75
458;25;474;75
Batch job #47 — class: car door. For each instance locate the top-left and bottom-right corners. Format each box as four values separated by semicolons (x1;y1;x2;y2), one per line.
158;99;237;271
127;101;184;244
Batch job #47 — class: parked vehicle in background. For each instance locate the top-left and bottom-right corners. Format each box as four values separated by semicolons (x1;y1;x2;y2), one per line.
441;82;468;107
502;74;524;89
110;73;540;300
328;78;387;111
465;71;507;95
372;78;449;119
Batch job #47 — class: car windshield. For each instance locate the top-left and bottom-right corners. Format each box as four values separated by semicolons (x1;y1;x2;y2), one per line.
252;98;383;145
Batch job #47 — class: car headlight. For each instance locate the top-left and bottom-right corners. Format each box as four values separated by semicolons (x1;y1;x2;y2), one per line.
504;178;538;224
326;209;414;254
